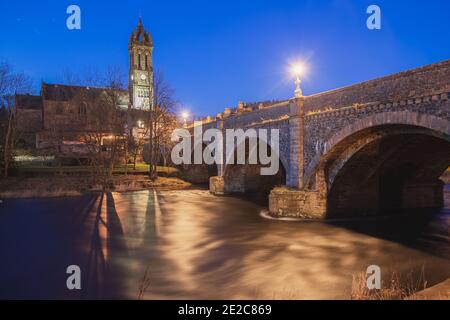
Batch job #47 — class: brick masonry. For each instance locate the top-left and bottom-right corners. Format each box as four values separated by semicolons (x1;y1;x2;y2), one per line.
269;188;326;219
196;60;450;218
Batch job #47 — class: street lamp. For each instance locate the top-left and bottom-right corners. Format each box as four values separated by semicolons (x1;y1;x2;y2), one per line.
290;63;306;98
181;110;189;126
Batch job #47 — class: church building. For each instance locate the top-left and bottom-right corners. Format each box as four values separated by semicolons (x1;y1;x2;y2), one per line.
15;19;154;154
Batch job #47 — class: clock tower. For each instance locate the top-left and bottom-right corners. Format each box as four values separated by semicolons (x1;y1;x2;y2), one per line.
129;18;153;110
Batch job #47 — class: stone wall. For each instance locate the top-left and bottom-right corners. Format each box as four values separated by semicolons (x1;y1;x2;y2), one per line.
302;59;450;187
402;181;444;209
43;100;87;131
222;101;290;129
182;164;218;184
303;59;450;113
209;176;225;194
303;98;450;188
269;188;326;219
16;108;42;145
198;102;291;185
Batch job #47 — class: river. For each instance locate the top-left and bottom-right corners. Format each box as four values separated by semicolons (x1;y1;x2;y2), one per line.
0;187;449;299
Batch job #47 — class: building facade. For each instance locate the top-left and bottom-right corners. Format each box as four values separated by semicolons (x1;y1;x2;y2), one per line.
15;19;154;153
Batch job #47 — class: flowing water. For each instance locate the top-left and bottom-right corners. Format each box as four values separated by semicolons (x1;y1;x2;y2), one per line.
0;187;449;299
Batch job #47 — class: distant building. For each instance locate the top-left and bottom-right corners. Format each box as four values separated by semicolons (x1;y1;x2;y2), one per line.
15;19;154;154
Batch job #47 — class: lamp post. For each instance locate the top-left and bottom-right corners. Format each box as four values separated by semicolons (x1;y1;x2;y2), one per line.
181;111;189;127
291;63;305;98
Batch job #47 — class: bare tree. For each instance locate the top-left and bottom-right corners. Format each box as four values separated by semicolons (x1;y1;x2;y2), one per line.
130;120;149;170
147;70;177;179
73;67;128;188
0;61;32;177
154;108;178;168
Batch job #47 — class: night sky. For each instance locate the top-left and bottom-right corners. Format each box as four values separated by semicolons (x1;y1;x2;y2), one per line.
1;0;449;116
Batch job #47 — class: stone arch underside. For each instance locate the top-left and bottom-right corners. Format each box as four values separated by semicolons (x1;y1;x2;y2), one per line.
222;136;287;196
305;112;450;188
181;143;219;184
305;112;450;217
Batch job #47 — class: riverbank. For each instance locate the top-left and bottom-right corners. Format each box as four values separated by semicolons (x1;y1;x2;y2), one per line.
0;174;192;198
409;279;450;299
2;171;449;200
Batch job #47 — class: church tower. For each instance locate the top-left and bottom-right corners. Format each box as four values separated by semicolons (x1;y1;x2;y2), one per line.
128;18;153;110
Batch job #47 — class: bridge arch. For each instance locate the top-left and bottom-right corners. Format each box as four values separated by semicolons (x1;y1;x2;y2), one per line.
223;136;287;198
181;143;220;184
306;112;450;217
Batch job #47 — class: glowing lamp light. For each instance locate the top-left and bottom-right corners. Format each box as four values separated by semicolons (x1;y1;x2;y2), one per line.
291;63;306;77
289;61;308;98
181;110;189;126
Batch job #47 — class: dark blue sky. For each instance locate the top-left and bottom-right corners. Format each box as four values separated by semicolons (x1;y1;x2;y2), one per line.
1;0;449;116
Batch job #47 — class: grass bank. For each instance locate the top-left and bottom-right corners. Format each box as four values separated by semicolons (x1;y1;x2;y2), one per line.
14;163;179;175
0;166;191;199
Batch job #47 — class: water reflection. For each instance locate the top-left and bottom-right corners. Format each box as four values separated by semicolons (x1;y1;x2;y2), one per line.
0;188;449;299
89;189;450;299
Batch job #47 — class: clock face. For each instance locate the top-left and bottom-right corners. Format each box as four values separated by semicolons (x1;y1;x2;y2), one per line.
140;73;147;81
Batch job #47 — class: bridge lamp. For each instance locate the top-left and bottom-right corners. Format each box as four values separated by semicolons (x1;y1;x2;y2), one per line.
181;111;189;126
290;63;306;98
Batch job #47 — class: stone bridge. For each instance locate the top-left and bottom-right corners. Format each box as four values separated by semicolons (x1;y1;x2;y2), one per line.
183;59;450;219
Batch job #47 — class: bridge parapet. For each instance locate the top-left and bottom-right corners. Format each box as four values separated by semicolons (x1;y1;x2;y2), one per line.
303;59;450;113
305;91;450;119
188;100;291;130
221;101;290;129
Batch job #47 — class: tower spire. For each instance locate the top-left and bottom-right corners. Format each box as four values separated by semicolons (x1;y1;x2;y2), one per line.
128;17;154;110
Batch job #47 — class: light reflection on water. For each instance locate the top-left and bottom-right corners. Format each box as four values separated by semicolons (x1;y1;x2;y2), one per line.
0;188;449;299
102;189;450;299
